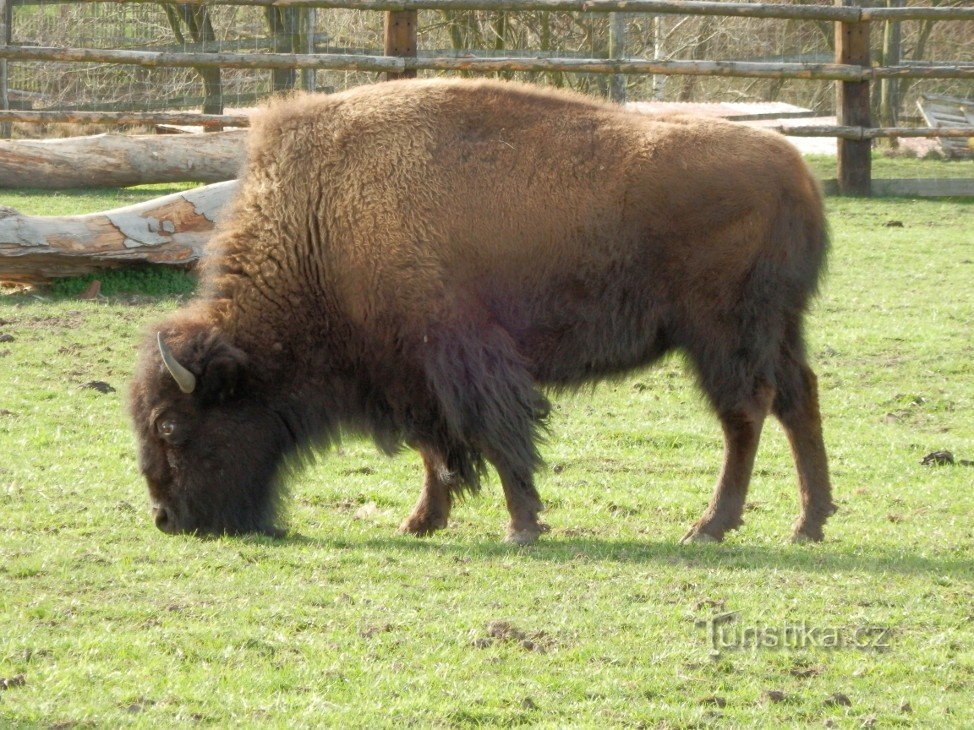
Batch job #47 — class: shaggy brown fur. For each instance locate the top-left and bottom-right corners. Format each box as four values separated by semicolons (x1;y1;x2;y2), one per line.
130;78;835;544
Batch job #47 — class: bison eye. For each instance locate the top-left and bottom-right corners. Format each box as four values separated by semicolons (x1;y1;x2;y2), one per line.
158;420;177;439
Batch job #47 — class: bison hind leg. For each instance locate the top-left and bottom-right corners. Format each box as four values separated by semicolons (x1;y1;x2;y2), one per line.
772;330;836;542
679;304;782;543
681;376;775;544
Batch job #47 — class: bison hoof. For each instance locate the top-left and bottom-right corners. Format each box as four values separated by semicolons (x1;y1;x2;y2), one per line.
790;528;824;544
504;522;550;546
679;529;720;545
398;513;448;537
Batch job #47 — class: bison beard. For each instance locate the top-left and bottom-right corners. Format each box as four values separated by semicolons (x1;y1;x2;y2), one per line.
129;78;836;545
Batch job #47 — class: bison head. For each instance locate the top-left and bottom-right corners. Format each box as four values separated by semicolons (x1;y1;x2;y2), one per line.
129;319;290;536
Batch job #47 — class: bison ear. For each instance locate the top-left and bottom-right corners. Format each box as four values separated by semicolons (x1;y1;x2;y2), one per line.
195;332;249;405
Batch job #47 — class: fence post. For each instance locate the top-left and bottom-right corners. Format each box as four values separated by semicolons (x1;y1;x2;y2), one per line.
1;0;10;139
835;0;871;196
384;11;417;81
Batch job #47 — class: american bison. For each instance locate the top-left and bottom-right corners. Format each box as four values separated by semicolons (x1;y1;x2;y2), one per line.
130;79;836;545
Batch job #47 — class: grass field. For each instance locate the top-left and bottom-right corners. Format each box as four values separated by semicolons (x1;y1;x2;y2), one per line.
1;176;973;726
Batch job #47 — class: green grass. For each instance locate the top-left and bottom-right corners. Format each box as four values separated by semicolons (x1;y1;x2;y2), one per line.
1;189;973;727
47;268;197;299
804;152;974;181
0;183;199;217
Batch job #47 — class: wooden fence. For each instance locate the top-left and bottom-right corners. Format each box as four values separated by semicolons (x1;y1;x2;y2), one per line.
1;0;972;194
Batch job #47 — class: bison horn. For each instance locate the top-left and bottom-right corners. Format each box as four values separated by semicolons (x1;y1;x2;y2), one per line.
157;332;197;394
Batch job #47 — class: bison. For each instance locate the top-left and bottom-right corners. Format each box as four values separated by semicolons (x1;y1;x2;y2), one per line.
130;78;836;545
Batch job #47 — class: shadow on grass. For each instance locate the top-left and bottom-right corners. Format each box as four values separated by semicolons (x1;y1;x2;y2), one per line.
273;532;974;578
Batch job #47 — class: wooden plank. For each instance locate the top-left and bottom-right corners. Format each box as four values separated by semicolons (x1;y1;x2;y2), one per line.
862;5;974;21
764;125;974;139
836;0;871;196
0;110;250;127
1;111;972;146
383;10;417;80
917;94;973;158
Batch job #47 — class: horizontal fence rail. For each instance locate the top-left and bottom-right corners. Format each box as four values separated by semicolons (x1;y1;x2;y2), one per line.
0;110;252;127
10;0;974;22
1;110;970;143
3;46;973;81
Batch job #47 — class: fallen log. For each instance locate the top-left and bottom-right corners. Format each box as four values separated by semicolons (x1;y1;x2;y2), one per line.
0;131;247;189
0;180;238;284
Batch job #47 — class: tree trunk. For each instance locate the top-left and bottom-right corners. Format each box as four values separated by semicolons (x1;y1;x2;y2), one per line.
679;16;715;102
266;7;298;92
0;131;246;189
0;180;237;284
163;3;224;130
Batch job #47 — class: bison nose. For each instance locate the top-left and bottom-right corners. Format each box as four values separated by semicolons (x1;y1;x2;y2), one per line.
152;504;176;533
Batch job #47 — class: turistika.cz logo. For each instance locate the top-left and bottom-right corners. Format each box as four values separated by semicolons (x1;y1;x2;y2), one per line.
697;612;893;657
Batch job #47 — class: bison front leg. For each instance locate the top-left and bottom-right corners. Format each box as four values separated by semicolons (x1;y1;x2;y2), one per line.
681;382;775;544
399;449;455;536
487;455;549;546
424;323;551;544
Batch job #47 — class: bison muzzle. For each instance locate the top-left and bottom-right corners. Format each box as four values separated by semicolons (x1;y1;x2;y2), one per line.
130;79;836;545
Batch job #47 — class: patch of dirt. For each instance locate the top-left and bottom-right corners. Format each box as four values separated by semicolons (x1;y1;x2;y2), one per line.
824;692;852;707
341;465;376;476
884;220;904;228
352;502;379;520
920;450;954;466
790;663;823;679
694;598;726;612
27;313;80;328
0;674;26;690
81;380;116;394
472;620;551;652
360;622;394;639
762;690;787;704
699;695;726;708
0;333;14;343
0;409;16;417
